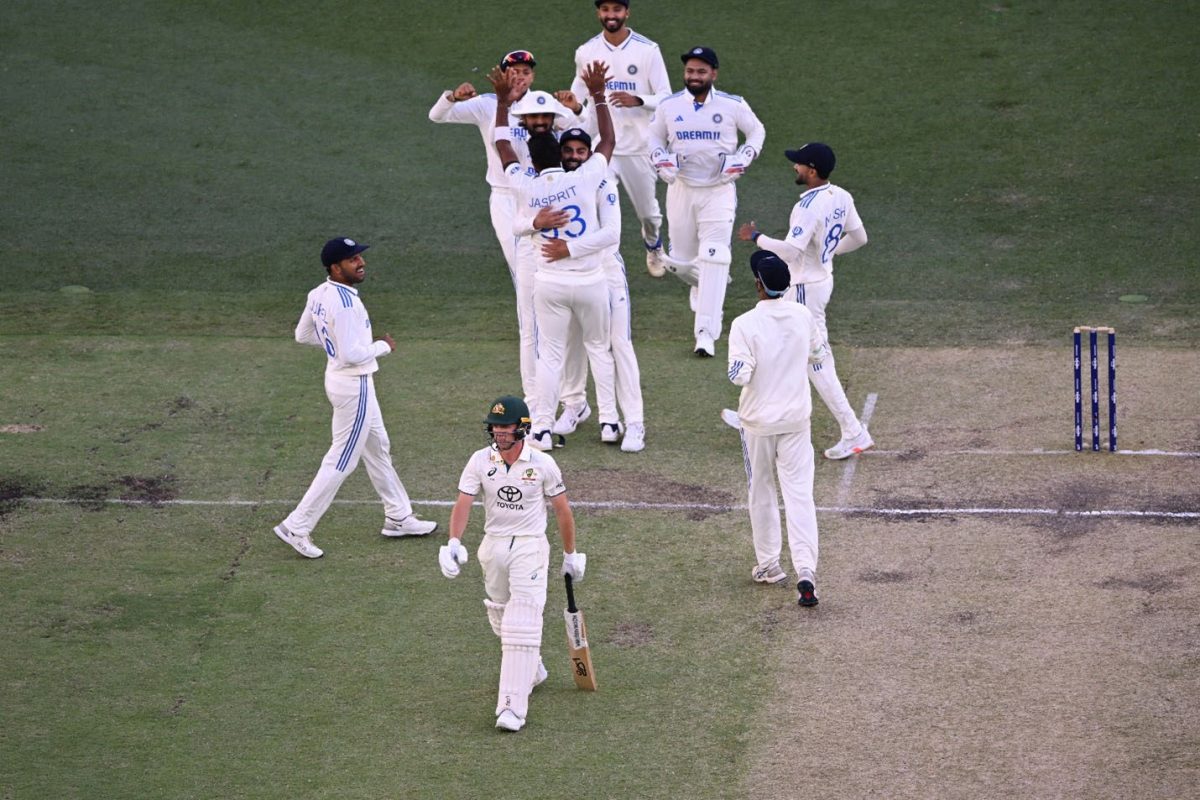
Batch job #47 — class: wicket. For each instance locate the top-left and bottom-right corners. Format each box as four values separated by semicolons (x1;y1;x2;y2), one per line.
1073;326;1116;452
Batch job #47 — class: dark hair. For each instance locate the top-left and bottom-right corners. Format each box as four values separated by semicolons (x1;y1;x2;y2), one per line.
528;132;562;171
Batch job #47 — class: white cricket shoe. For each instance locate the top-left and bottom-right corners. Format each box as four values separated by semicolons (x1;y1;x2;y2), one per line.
720;408;742;430
620;422;645;453
527;430;553;451
824;426;874;460
600;421;623;444
552;401;591;436
273;523;323;559
694;331;715;358
496;709;525;731
645;247;666;278
381;515;437;537
752;562;788;584
689;285;699;313
534;658;548;688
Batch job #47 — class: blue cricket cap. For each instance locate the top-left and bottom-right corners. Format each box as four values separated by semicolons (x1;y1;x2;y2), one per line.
749;250;791;297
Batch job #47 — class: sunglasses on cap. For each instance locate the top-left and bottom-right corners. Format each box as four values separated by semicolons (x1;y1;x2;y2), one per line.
500;50;536;70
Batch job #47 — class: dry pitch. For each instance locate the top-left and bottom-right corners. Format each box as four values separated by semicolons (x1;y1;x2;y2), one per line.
740;346;1199;799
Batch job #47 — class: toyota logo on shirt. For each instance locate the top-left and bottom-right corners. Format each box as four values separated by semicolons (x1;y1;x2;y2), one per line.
498;486;523;503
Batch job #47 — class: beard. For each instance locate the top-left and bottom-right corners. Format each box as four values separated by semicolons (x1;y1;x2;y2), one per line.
685;79;712;97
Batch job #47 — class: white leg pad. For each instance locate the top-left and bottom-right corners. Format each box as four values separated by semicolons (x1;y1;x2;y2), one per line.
497;596;543;720
483;599;505;638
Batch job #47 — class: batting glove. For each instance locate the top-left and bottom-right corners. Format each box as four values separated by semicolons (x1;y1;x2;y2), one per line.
561;551;587;581
719;152;749;183
438;537;469;579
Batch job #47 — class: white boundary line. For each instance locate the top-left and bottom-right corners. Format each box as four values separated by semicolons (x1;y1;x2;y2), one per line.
835;392;878;506
23;497;1200;520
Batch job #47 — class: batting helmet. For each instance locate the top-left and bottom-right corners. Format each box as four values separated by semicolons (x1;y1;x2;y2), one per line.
485;396;532;447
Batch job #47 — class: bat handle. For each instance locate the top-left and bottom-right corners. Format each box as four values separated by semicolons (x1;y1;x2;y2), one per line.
564;573;578;613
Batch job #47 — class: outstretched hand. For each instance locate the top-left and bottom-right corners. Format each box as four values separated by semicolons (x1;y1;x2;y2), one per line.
487;66;517;105
579;60;610;97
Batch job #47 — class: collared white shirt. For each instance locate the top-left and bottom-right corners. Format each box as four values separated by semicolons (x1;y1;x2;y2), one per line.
570;28;671;156
428;92;537;189
294;279;390;377
771;184;864;284
727;299;824;435
647;89;766;187
458;443;567;538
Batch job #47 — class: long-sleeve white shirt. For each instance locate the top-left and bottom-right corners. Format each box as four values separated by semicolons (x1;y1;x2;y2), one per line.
295;280;391;377
755;183;866;284
428;92;537;189
570;29;671;157
647;89;766;187
727;299;826;435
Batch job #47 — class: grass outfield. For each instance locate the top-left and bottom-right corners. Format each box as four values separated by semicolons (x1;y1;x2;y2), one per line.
2;2;1198;798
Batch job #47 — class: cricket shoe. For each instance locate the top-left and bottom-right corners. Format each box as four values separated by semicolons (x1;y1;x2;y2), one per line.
752;562;788;584
694;331;715;358
495;709;525;732
534;658;548;689
797;579;820;607
381;515;437;538
645;244;666;278
824;426;874;460
600;421;623;444
552;401;591;436
527;429;554;451
620;422;645;453
273;523;323;559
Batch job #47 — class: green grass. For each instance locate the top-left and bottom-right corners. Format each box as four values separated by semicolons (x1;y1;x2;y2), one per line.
2;1;1198;798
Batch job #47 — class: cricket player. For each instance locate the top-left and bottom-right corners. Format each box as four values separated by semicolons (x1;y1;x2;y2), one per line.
532;128;646;452
727;251;825;607
566;0;672;278
491;62;621;451
439;395;586;732
738;142;873;460
647;46;765;357
272;237;437;559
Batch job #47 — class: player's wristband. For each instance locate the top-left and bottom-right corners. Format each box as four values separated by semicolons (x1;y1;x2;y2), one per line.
751;231;762;242
493;129;511;143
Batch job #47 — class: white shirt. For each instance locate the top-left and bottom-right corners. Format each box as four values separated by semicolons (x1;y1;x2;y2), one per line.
505;154;615;280
647;89;766;187
756;184;864;284
428;92;537;189
570;29;671;156
457;443;567;538
727;299;826;435
294;280;391;378
513;167;622;266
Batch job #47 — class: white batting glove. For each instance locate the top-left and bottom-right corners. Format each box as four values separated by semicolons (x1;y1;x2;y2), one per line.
438;537;468;579
561;551;587;581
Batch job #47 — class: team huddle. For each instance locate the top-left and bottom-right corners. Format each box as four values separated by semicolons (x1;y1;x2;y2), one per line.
272;0;874;733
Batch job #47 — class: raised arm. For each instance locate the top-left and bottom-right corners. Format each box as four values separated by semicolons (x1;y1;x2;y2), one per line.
486;67;520;169
579;60;614;162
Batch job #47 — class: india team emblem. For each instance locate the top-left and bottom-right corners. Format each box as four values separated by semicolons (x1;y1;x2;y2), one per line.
712;113;723;124
537;95;546;105
628;65;638;75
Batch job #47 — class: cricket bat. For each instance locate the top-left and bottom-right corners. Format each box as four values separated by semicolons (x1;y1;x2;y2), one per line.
563;574;597;691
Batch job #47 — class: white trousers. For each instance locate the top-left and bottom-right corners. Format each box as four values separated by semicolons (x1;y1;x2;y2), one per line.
489;187;519;276
665;181;736;339
609;153;663;248
479;534;550;720
283;373;414;535
740;424;818;576
559;251;644;425
793;279;864;440
514;237;538;403
532;274;617;431
478;534;551;606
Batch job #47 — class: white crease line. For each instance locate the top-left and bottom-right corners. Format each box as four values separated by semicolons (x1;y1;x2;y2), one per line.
23;497;1200;520
863;448;1200;458
836;392;878;507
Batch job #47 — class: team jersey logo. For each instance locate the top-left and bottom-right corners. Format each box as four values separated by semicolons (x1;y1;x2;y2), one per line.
712;113;723;124
520;468;539;484
674;115;684;122
792;225;804;237
498;486;523;502
628;65;638;75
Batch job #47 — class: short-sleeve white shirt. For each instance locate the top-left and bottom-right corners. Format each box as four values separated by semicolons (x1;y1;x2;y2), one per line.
457;443;566;538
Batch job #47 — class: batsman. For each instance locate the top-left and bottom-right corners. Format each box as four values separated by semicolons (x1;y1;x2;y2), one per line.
440;396;587;732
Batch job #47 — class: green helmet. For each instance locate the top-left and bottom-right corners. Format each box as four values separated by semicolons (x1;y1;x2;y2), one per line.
484;396;531;428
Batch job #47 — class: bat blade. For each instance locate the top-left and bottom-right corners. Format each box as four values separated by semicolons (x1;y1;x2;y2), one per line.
564;575;597;691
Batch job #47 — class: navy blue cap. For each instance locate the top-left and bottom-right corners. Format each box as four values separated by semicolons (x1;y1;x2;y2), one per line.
749;250;791;296
785;142;836;178
595;0;629;6
681;46;718;69
559;127;592;148
321;237;369;267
